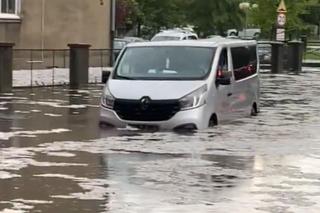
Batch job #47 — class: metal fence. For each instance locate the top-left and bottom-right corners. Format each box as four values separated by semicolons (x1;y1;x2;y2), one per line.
304;41;320;60
13;49;113;70
12;49;115;87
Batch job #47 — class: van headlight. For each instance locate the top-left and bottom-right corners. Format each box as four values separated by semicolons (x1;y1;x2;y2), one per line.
101;86;115;109
179;85;207;111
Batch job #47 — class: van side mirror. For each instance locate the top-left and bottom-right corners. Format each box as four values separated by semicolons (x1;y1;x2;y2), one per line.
216;71;232;86
102;70;111;84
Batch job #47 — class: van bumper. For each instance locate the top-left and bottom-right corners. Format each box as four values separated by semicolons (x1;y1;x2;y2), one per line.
100;105;208;130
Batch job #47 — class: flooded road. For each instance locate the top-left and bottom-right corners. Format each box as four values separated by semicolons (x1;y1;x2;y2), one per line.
1;69;320;213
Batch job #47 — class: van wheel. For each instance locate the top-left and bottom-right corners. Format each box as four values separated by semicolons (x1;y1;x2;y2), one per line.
209;114;218;127
251;103;258;116
99;121;115;129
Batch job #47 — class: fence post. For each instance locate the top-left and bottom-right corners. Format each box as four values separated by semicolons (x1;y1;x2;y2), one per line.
51;50;55;86
29;50;34;87
63;50;66;68
68;44;91;88
300;35;307;52
271;42;284;74
287;41;303;74
0;43;14;93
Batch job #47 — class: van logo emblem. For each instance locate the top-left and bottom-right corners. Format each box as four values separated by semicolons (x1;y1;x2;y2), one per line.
140;96;151;110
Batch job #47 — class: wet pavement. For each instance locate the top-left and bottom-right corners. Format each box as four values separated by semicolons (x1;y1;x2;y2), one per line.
1;69;320;213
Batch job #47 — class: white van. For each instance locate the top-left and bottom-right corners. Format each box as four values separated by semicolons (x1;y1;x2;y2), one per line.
151;29;198;41
100;38;260;130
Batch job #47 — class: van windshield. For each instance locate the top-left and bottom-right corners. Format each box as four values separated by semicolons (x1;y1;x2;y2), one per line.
114;46;216;80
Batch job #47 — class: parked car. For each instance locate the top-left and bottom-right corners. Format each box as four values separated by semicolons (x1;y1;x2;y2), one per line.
100;38;260;130
113;38;129;61
151;29;198;41
113;37;147;63
258;42;272;64
122;36;148;43
207;35;223;39
227;28;261;39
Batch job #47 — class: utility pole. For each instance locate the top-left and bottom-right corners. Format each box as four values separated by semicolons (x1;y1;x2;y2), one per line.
110;0;116;66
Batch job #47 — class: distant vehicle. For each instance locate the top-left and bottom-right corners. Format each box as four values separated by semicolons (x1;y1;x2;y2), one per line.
113;37;147;63
257;42;271;64
151;29;198;41
227;28;261;39
113;38;129;63
207;35;223;39
100;38;260;130
113;38;129;49
122;36;148;43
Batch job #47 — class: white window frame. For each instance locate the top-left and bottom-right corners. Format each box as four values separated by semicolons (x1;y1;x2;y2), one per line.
0;0;21;20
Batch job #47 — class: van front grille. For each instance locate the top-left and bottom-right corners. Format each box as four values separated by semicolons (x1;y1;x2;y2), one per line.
114;99;180;121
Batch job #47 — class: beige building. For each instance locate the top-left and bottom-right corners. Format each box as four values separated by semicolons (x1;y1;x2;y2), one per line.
0;0;111;49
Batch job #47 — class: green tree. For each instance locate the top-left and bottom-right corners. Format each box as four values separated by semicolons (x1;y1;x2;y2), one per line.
118;0;320;39
249;0;318;38
184;0;243;36
134;0;186;37
300;1;320;37
122;0;245;38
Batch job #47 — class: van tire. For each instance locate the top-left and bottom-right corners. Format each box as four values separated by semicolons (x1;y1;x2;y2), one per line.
209;114;218;127
251;103;258;116
99;121;115;129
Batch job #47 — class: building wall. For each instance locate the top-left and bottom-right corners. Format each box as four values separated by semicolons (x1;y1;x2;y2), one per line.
0;0;111;49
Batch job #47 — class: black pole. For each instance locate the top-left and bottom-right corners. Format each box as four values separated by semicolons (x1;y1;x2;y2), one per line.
68;44;91;88
109;0;115;67
0;43;14;93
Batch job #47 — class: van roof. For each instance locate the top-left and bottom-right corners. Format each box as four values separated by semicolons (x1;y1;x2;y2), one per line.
152;31;197;39
158;28;196;35
127;37;257;48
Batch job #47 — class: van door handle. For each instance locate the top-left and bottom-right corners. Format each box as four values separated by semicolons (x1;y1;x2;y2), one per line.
227;93;233;97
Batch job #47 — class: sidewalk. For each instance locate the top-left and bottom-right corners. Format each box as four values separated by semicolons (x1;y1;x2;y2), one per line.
303;59;320;67
12;67;109;87
260;60;320;70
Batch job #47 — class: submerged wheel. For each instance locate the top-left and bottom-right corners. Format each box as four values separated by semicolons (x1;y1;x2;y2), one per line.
99;121;115;129
208;114;218;127
251;103;258;116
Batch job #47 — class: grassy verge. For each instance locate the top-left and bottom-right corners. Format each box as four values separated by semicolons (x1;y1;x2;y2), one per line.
304;52;320;60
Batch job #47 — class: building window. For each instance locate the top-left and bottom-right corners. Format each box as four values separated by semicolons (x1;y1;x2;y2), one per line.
0;0;20;15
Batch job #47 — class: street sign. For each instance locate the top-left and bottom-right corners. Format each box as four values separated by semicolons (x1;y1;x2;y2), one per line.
275;0;287;41
276;28;285;41
277;13;286;27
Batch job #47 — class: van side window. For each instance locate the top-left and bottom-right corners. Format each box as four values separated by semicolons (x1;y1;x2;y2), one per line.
217;48;228;78
231;46;257;81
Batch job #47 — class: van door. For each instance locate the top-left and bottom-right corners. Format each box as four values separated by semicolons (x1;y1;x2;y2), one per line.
214;48;234;121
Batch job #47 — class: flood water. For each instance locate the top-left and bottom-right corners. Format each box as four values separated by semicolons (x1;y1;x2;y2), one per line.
1;69;320;213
